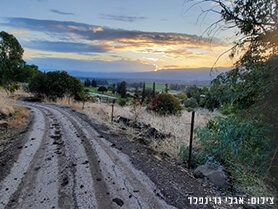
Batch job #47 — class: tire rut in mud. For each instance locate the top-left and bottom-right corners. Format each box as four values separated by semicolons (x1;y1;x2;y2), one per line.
46;104;176;209
1;106;59;209
0;103;177;209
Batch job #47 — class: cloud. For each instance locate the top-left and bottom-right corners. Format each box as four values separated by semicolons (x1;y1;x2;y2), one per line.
2;17;232;70
26;57;154;72
25;40;109;53
10;30;27;35
3;17;223;47
90;27;103;33
100;14;147;23
50;9;74;16
163;65;179;68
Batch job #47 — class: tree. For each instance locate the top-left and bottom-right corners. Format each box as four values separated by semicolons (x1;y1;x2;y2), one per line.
67;75;85;101
20;64;40;83
165;83;169;93
28;71;47;98
45;71;69;100
141;82;146;104
152;82;156;98
111;83;116;94
183;97;198;109
144;88;153;104
0;31;25;94
186;0;278;65
148;93;182;115
117;81;127;98
97;86;108;94
185;85;202;104
97;79;108;85
29;70;85;102
91;79;97;87
187;0;278;192
84;78;91;87
178;93;187;103
134;86;139;98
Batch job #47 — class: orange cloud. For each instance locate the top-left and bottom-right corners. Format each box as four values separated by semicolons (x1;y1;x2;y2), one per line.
11;30;27;35
68;25;87;31
90;27;104;33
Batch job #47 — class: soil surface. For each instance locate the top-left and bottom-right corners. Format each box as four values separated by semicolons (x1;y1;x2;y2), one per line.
0;102;239;209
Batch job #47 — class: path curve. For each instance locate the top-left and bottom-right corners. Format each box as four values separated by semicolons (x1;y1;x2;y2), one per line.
0;103;177;209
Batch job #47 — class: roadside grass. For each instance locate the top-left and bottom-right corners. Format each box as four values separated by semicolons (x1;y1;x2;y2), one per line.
80;101;219;158
0;92;15;117
0;90;30;153
7;106;29;129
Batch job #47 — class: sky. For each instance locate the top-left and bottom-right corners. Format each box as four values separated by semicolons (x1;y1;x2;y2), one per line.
1;0;235;74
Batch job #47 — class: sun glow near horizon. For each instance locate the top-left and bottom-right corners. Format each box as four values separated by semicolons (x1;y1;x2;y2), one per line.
17;18;234;72
2;0;238;73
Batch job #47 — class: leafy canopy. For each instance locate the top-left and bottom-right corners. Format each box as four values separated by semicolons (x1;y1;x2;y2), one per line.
187;0;278;188
186;0;278;64
0;31;25;94
28;70;85;101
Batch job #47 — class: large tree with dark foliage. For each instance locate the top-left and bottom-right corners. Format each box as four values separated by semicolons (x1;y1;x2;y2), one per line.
186;0;277;64
117;81;127;98
29;71;85;102
0;31;25;94
187;0;278;193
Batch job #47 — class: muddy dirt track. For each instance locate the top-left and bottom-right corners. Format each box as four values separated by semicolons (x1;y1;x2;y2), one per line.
0;103;225;209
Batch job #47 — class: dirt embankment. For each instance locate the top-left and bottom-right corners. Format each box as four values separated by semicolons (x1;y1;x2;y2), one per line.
0;102;240;209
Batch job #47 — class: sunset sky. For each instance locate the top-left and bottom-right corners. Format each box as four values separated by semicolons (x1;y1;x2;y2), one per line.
1;0;235;73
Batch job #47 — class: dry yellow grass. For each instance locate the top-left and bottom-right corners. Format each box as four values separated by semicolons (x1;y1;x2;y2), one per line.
0;89;30;152
7;106;29;129
0;91;16;117
79;101;220;158
44;96;219;159
0;89;30;129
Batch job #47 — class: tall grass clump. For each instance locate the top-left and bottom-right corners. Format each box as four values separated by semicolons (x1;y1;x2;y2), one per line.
0;90;30;152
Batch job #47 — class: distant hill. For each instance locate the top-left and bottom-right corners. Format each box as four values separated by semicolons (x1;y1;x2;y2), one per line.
68;68;231;84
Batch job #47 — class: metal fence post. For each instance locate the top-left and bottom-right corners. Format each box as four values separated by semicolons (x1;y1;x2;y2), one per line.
188;111;195;169
111;99;115;122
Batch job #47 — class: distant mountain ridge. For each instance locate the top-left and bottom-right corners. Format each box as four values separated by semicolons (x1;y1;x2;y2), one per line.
68;68;231;83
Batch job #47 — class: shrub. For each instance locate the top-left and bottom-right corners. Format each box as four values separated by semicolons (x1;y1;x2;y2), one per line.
178;145;207;167
195;115;272;174
148;93;182;115
183;98;198;109
199;97;206;107
117;98;127;107
178;93;187;103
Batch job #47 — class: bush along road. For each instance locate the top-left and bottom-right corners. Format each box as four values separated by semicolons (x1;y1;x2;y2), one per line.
0;103;236;209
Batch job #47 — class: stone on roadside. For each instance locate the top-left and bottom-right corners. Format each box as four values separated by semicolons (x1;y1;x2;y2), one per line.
193;163;230;189
0;106;15;119
0;120;8;131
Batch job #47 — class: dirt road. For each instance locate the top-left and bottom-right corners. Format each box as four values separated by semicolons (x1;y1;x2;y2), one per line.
0;102;231;209
0;103;181;209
